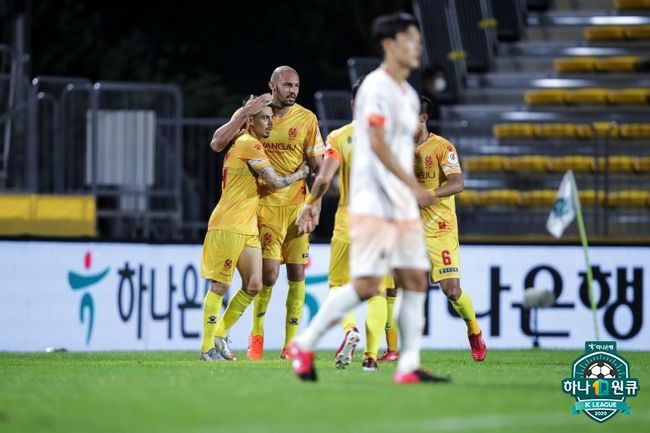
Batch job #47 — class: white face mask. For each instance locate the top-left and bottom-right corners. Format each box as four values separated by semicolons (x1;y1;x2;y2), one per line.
434;77;447;93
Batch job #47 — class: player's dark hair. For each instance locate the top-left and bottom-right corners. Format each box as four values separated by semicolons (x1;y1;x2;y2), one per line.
351;76;365;101
371;13;420;52
419;95;432;117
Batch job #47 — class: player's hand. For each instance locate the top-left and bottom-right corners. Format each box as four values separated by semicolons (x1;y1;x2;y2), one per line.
295;162;310;180
413;184;437;208
242;93;272;116
296;204;316;234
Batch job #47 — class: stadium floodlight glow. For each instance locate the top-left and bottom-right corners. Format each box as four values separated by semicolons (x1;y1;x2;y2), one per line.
531;79;592;88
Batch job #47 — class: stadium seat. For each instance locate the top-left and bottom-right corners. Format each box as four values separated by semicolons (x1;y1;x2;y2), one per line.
493;123;535;139
597;155;639;172
619;123;650;138
476;190;520;207
551;156;595;173
595;56;639;72
524;89;567;105
463;155;508;172
615;0;650;10
507;155;551;172
518;190;557;207
457;190;479;206
607;190;650;207
565;88;609;105
554;57;597;73
624;25;650;39
607;88;650;105
583;26;626;41
579;190;605;207
534;123;577;138
589;121;620;137
637;156;650;172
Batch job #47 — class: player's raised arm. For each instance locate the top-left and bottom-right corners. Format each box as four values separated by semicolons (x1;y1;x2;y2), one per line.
296;149;340;234
210;94;273;152
253;161;309;190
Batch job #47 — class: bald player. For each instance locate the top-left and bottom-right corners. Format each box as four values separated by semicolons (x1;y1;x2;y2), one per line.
209;66;325;360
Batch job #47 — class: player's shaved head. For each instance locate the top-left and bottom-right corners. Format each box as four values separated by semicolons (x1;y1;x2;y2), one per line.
270;65;298;83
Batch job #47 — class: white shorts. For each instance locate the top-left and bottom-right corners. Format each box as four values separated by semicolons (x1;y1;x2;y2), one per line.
349;215;429;278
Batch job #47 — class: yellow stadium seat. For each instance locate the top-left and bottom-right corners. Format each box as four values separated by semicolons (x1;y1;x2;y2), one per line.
0;196;33;234
565;88;609;104
518;190;557;207
624;25;650;39
507;155;551;172
534;123;577;138
554;57;597;73
476;190;520;207
595;56;639;72
524;89;567;105
637;157;650;172
590;121;620;137
615;0;650;10
551;156;595;173
457;190;479;206
607;88;650;105
579;190;605;207
493;123;535;139
584;26;626;41
463;156;508;172
619;123;650;138
607;190;650;207
597;155;639;172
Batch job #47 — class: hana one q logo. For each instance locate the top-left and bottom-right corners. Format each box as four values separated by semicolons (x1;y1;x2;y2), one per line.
562;341;640;423
67;251;110;345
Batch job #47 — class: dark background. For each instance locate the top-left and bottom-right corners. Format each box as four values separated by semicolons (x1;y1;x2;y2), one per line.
25;0;413;116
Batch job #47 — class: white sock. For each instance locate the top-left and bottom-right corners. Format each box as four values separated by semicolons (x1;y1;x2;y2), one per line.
296;283;361;351
396;290;425;374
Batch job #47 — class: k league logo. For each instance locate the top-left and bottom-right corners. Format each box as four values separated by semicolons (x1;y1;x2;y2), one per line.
562;341;640;423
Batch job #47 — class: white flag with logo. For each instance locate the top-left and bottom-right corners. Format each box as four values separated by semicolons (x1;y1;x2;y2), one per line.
546;170;576;238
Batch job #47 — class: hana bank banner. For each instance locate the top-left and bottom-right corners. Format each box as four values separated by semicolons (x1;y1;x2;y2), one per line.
0;241;648;351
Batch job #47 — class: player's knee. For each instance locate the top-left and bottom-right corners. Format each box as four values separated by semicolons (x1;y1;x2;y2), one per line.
262;266;279;286
245;278;263;297
441;281;461;301
286;264;305;282
210;281;228;296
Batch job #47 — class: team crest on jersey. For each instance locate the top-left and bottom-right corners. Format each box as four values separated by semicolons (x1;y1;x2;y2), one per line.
288;127;298;139
254;143;262;151
262;232;273;245
224;259;232;271
425;155;434;167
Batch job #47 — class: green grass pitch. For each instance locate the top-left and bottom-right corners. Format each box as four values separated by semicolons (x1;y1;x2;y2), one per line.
0;350;647;433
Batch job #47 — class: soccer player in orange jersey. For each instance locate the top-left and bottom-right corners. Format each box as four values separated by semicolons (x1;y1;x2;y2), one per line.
412;95;487;362
199;106;309;361
209;66;324;360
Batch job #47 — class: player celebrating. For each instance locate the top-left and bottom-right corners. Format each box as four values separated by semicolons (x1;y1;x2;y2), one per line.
289;13;450;384
413;96;487;361
209;66;324;360
200;105;309;361
296;78;393;372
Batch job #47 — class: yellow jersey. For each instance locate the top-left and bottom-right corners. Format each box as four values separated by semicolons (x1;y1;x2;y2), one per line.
258;103;325;206
325;122;354;242
414;133;462;236
207;132;271;235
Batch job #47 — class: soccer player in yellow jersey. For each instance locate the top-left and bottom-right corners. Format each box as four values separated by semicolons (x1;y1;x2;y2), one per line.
296;78;393;372
413;96;487;362
208;66;325;360
200;105;309;361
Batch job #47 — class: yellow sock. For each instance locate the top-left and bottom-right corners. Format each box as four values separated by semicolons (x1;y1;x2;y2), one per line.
450;290;481;335
283;280;306;348
251;284;273;336
200;290;224;353
364;295;387;360
385;294;398;352
332;286;357;331
215;289;253;338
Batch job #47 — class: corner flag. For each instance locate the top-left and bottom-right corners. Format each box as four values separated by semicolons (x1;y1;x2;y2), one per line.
546;170;576;238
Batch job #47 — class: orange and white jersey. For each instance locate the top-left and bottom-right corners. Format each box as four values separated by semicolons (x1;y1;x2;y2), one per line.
349;67;420;221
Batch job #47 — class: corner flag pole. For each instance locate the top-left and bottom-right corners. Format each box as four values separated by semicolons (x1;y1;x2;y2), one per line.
568;170;600;340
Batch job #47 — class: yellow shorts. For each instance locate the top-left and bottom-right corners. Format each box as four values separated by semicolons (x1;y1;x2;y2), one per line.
258;204;309;264
426;232;461;283
328;236;394;290
201;229;260;285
